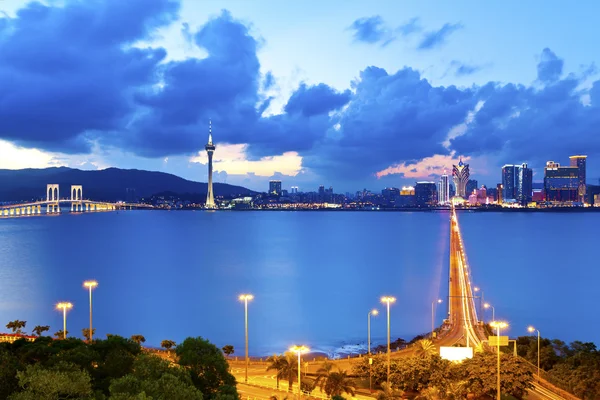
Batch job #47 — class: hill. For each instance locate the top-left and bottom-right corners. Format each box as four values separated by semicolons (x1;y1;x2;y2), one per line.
0;167;255;202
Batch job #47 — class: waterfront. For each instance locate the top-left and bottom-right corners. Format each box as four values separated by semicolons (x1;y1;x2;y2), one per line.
0;211;597;356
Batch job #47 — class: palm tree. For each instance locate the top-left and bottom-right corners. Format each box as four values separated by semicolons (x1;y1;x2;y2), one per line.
222;344;234;357
32;325;50;337
53;330;68;339
415;339;437;358
271;352;298;392
82;328;96;341
130;334;146;345
315;366;355;398
266;354;287;390
376;382;404;400
314;361;334;390
6;320;26;334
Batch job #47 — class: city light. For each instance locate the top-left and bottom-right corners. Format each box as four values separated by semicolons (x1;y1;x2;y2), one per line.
484;303;495;321
239;294;254;383
528;326;541;379
290;345;309;396
83;280;98;342
56;302;73;340
490;321;508;400
380;296;396;385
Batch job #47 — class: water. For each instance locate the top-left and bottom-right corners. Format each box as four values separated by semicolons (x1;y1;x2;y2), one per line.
0;211;596;357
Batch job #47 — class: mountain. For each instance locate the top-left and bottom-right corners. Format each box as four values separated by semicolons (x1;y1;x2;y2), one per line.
0;167;255;202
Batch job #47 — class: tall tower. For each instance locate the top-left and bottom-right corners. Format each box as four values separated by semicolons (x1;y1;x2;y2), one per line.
205;121;216;209
569;155;587;203
452;159;470;198
439;172;449;204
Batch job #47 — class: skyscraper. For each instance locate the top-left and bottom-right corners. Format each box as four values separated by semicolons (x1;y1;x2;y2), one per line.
439;173;450;204
502;165;516;202
415;182;437;206
269;180;282;195
452;159;470;198
569;155;587;203
544;161;579;203
515;163;533;206
205;121;216;209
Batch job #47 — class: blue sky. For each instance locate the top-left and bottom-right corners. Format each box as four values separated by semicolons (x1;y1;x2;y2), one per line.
0;0;598;192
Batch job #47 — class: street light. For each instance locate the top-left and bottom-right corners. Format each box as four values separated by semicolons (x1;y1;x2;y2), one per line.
83;280;98;342
484;303;495;322
528;326;541;379
290;345;309;396
431;299;442;339
490;321;509;400
368;309;378;355
380;296;396;385
56;302;73;339
239;294;254;384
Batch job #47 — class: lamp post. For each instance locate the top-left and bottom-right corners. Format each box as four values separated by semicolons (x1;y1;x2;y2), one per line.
431;299;442;339
474;287;483;322
56;302;73;339
368;309;378;393
528;326;541;379
239;294;254;384
290;345;309;397
83;280;98;342
380;296;396;385
490;321;508;400
484;302;495;322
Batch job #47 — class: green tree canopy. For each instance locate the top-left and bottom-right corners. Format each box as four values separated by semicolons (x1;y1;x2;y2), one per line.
8;362;92;400
130;335;146;345
6;320;27;335
31;325;50;337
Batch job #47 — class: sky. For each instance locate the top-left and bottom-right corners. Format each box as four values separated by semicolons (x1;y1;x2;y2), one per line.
0;0;599;193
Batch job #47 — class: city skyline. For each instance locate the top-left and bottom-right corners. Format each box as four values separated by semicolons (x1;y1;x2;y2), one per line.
0;0;599;192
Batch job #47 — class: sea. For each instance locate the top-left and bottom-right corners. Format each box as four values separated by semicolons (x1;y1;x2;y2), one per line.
0;210;597;358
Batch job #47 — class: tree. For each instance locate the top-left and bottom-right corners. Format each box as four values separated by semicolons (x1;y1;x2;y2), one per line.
276;352;298;392
318;369;355;397
6;320;26;335
222;345;234;357
162;340;176;353
8;362;93;400
32;325;50;337
0;349;20;399
414;339;437;358
376;382;404;400
82;328;96;342
266;354;286;390
176;337;237;399
130;335;146;345
53;330;68;339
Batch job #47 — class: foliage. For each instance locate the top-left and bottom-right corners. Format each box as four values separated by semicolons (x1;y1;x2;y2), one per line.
82;328;97;341
320;370;355;397
0;348;20;399
374;338;407;353
267;353;297;392
222;345;234;357
176;337;237;399
414;339;437;358
376;382;404;400
53;330;68;339
130;335;146;345
161;340;176;351
266;354;287;390
8;362;93;400
31;325;50;337
6;320;26;335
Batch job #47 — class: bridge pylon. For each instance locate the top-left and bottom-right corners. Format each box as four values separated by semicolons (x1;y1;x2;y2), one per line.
46;184;60;214
70;185;83;212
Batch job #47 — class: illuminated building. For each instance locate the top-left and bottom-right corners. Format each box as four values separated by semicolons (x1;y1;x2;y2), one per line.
466;179;478;196
569;155;587;203
415;182;438;206
396;186;416;207
439;173;450;204
0;333;35;343
382;188;400;203
269;180;282;195
515;163;533;206
205;121;216;209
544;161;579;203
502;165;516;201
291;186;299;194
496;184;503;204
452;159;470;198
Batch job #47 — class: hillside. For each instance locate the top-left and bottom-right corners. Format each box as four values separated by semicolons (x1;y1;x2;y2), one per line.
0;167;255;202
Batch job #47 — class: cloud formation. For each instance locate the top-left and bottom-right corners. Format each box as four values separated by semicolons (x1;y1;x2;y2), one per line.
349;16;390;45
418;23;463;50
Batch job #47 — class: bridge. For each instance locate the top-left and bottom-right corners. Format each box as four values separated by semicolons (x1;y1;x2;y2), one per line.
0;184;152;217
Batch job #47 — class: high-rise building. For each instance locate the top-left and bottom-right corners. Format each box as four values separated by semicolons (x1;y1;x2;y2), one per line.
452;159;470;198
291;186;299;194
544;161;579;203
496;184;503;204
415;182;438;206
502;165;516;201
570;155;587;203
269;180;282;195
205;121;216;209
439;173;450;204
466;179;478;196
396;186;416;207
382;187;400;203
515;163;533;206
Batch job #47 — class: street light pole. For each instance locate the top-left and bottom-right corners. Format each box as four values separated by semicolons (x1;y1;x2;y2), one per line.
490;321;508;400
290;345;309;397
368;309;378;393
56;302;73;339
484;303;495;322
239;294;254;384
528;326;541;379
380;296;396;385
83;280;98;343
431;299;442;339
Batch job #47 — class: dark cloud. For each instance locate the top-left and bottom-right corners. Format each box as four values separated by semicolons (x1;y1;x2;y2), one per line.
285;84;351;117
0;0;178;153
537;48;564;82
349;15;387;44
418;23;463;50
